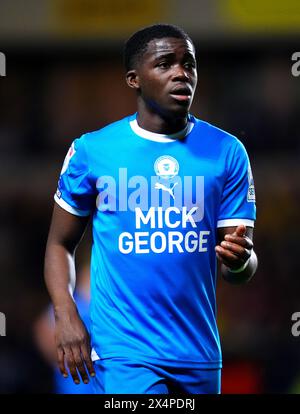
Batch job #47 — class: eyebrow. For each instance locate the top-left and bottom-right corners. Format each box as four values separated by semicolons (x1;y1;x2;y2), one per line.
153;51;196;61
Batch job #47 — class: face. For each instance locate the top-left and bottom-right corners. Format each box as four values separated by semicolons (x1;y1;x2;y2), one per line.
126;37;198;118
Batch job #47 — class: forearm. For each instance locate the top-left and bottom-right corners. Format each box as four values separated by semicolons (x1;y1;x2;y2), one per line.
44;242;78;316
44;204;89;320
221;250;258;284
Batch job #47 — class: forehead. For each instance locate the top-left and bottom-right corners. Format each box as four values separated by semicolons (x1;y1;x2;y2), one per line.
143;37;195;60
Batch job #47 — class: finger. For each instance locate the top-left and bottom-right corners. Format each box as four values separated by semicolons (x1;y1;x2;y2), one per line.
220;240;245;256
71;346;89;384
64;347;81;384
220;241;251;261
215;246;242;268
224;234;253;249
57;347;68;378
215;251;236;269
80;342;96;378
232;224;247;237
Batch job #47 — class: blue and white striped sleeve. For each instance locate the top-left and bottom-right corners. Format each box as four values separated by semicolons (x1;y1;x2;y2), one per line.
54;136;96;216
217;140;256;228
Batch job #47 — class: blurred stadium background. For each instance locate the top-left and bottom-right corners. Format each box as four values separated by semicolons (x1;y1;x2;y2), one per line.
0;0;300;393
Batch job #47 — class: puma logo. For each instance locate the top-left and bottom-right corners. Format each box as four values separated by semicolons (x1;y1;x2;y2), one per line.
155;182;178;199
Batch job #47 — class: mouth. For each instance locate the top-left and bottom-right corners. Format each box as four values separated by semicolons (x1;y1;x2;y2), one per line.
169;86;192;103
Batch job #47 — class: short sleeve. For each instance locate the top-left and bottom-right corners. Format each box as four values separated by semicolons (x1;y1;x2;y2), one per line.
217;140;256;228
54;136;96;216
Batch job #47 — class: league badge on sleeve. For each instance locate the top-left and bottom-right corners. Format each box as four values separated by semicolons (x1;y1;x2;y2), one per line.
61;142;76;175
55;188;62;199
247;165;256;202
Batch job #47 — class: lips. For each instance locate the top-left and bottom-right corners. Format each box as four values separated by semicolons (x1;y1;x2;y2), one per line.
170;86;192;95
169;85;192;103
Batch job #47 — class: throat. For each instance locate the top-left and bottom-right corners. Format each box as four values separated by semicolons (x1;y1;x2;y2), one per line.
136;112;188;134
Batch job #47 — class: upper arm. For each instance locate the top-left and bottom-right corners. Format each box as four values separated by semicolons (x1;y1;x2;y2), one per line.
48;135;96;252
217;140;256;229
55;136;96;218
46;203;90;254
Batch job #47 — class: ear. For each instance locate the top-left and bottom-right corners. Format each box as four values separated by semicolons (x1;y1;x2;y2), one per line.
126;70;140;90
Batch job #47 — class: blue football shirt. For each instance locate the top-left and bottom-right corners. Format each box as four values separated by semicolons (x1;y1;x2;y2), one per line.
54;113;256;369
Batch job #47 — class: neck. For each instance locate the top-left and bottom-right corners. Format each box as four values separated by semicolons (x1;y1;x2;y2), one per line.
136;99;188;134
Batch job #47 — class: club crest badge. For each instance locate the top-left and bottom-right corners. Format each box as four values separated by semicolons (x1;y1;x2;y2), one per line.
154;155;179;180
154;155;179;199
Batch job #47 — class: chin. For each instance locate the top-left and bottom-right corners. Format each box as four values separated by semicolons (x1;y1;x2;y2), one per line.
170;105;190;118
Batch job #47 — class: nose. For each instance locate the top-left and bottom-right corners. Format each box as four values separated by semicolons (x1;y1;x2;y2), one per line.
172;64;189;82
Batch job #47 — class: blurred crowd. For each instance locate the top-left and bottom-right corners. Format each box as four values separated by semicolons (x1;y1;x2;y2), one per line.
0;39;299;393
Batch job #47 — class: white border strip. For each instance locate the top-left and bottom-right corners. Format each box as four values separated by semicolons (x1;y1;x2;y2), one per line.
91;348;100;361
130;119;194;142
217;219;255;228
54;194;91;217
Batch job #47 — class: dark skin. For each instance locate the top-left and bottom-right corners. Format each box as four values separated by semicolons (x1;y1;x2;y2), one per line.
44;37;257;384
44;205;94;384
126;38;197;133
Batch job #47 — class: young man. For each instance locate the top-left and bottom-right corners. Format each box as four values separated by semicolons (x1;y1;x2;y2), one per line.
44;24;257;394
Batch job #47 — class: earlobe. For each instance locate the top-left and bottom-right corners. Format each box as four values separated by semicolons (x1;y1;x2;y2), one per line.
126;70;140;90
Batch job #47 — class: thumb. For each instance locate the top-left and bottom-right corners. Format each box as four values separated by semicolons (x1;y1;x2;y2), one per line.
233;224;247;237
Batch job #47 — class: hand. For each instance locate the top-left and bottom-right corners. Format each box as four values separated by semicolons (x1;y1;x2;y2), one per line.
54;306;95;384
215;224;253;271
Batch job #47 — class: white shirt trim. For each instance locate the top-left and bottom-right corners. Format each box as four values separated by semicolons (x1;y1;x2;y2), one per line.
130;119;194;142
91;348;100;362
54;194;91;217
217;219;255;228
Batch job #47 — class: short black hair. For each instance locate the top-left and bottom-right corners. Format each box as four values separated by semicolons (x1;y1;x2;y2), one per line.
124;23;193;71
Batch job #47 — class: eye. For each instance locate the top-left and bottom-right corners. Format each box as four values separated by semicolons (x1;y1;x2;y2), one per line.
157;61;170;69
184;61;196;70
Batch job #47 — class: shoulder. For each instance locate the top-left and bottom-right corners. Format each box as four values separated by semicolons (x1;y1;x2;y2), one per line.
190;116;250;171
80;115;132;147
191;115;242;148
